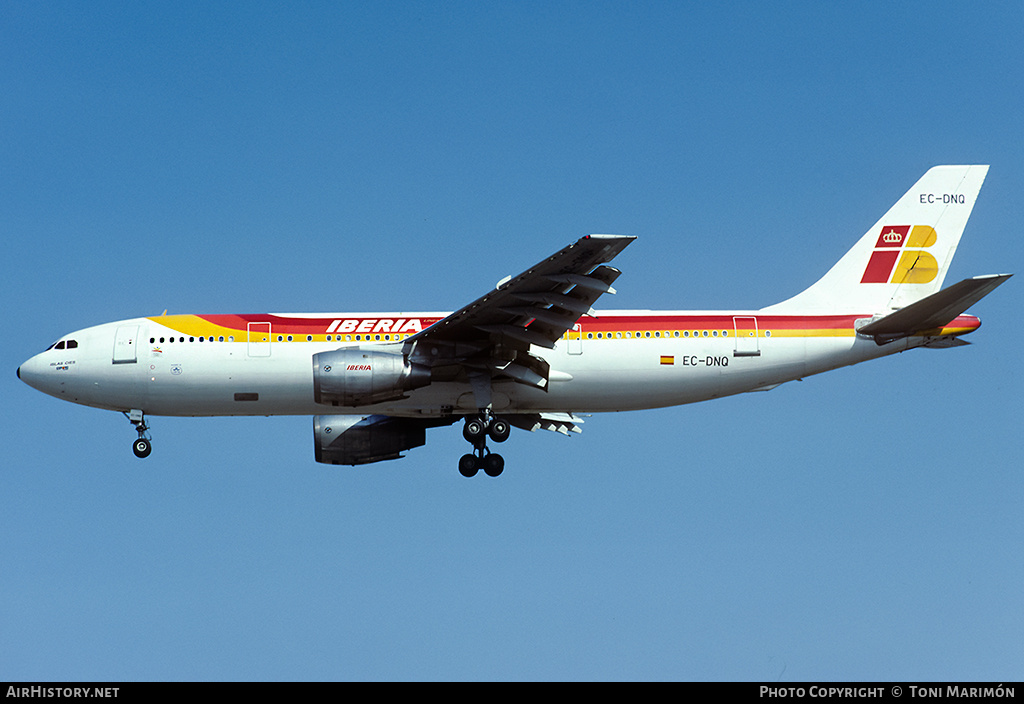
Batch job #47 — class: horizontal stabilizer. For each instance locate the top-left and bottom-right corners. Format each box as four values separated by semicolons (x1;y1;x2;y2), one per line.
858;274;1011;338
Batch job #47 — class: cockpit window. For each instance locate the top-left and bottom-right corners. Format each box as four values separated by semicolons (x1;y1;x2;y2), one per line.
55;341;65;350
66;340;78;349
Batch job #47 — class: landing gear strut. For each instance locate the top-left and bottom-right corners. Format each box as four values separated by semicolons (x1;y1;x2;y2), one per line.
124;409;152;458
458;414;509;477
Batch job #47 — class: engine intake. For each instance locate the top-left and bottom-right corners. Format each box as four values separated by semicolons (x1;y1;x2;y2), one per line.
312;348;430;406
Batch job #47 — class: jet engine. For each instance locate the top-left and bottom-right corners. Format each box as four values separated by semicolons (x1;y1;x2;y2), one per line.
313;414;429;465
312;348;430;406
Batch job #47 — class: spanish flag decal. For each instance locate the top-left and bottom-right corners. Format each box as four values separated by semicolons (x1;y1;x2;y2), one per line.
660;356;675;365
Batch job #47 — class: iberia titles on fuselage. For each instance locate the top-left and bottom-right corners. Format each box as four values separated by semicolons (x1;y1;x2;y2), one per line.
17;166;1010;476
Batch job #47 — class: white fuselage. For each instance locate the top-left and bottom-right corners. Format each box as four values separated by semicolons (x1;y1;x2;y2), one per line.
18;309;922;419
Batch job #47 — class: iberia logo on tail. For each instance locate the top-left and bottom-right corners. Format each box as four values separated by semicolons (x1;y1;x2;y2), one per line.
860;225;939;284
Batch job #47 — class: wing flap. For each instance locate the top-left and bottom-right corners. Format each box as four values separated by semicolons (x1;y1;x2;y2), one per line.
474;323;558;349
506;412;585;435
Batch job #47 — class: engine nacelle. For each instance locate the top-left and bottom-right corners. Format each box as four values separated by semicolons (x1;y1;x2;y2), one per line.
312;348;430;406
313;414;427;465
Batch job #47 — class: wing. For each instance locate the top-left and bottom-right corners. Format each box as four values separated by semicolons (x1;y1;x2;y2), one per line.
402;234;635;398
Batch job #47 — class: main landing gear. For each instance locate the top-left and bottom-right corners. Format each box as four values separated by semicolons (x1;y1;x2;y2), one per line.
458;414;510;477
124;409;152;458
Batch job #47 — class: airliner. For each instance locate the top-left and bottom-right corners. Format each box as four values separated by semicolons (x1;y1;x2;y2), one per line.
17;166;1010;477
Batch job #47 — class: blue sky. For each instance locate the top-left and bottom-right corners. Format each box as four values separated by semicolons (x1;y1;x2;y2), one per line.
2;1;1021;681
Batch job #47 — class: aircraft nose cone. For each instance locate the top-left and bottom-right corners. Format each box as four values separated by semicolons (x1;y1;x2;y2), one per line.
18;354;47;392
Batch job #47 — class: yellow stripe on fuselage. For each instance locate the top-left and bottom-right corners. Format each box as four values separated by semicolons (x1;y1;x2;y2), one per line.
148;315;241;340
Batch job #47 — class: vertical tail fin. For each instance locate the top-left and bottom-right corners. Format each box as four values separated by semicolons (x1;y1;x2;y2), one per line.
764;165;989;313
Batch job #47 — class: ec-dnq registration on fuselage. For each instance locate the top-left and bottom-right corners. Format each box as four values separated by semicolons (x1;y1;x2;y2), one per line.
18;166;1010;477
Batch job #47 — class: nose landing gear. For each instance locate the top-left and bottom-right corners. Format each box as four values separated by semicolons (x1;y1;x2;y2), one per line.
458;415;509;477
124;409;152;458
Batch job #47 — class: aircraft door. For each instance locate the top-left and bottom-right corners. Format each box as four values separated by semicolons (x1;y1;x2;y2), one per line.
247;322;271;357
568;323;583;355
113;325;139;364
733;316;761;357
